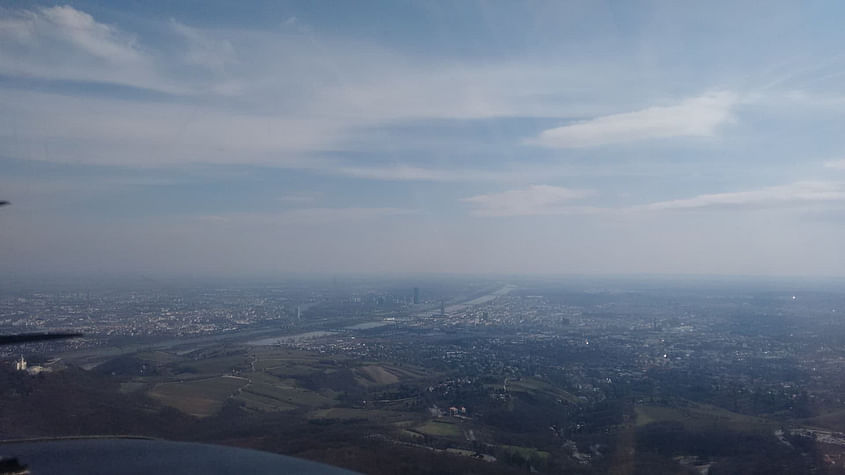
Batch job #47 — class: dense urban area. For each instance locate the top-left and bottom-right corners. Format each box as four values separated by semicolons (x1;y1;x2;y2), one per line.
2;276;845;474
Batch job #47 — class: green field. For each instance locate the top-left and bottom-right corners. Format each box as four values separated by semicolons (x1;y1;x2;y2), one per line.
356;365;401;385
148;376;247;417
308;408;415;425
241;382;335;408
177;355;250;375
265;364;326;378
253;348;349;373
445;448;476;457
635;402;775;433
353;363;430;386
798;408;845;432
119;381;147;394
236;390;297;412
499;445;550;462
129;346;431;419
134;351;184;364
415;420;462;437
508;377;579;404
401;429;425;439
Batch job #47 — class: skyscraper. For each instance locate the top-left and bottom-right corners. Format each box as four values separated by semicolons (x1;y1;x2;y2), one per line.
413;287;420;305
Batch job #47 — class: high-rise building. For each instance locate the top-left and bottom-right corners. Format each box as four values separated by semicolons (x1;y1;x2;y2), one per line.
440;300;445;316
413;287;420;304
15;355;26;371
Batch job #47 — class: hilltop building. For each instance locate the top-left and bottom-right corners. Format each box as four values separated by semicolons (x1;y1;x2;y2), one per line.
14;355;26;371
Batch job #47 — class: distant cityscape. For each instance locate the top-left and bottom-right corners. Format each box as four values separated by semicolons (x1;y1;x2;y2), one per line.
2;277;845;474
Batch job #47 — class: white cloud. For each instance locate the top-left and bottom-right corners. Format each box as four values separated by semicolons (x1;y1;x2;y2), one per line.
332;165;463;182
37;6;142;63
824;159;845;170
331;165;548;183
640;181;845;211
0;89;351;166
1;6;631;116
0;6;246;95
0;5;672;173
0;89;613;181
329;163;628;183
0;5;181;92
281;207;415;223
170;20;236;73
198;207;416;226
531;92;736;148
463;185;596;216
307;62;628;122
463;181;845;217
277;192;321;203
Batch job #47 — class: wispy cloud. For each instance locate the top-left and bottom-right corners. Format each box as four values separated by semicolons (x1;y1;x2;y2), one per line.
332;165;468;182
639;181;845;211
530;92;736;148
824;159;845;170
198;207;416;226
32;6;142;63
463;185;596;216
1;84;626;181
169;20;236;74
0;89;351;166
464;180;845;217
0;6;631;121
277;192;321;203
0;5;181;93
330;165;573;183
1;4;740;176
282;207;415;223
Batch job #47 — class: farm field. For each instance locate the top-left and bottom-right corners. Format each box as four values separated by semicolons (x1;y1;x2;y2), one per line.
148;376;247;417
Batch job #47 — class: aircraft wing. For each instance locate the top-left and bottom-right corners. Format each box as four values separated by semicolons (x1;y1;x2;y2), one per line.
0;333;82;346
0;438;359;474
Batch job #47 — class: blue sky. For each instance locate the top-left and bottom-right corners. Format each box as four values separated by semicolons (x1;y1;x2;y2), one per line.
3;1;845;276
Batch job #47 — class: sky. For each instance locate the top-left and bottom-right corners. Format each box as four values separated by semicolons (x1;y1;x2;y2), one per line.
2;1;845;277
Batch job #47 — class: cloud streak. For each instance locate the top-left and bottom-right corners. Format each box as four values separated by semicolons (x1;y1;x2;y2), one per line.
463;185;596;216
170;20;236;74
0;5;184;93
0;5;750;178
329;164;583;183
531;92;736;148
463;180;845;218
639;181;845;211
824;159;845;170
196;207;416;226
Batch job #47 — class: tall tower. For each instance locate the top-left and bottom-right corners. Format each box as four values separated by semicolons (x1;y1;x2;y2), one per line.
413;287;420;305
15;355;26;371
440;300;445;316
